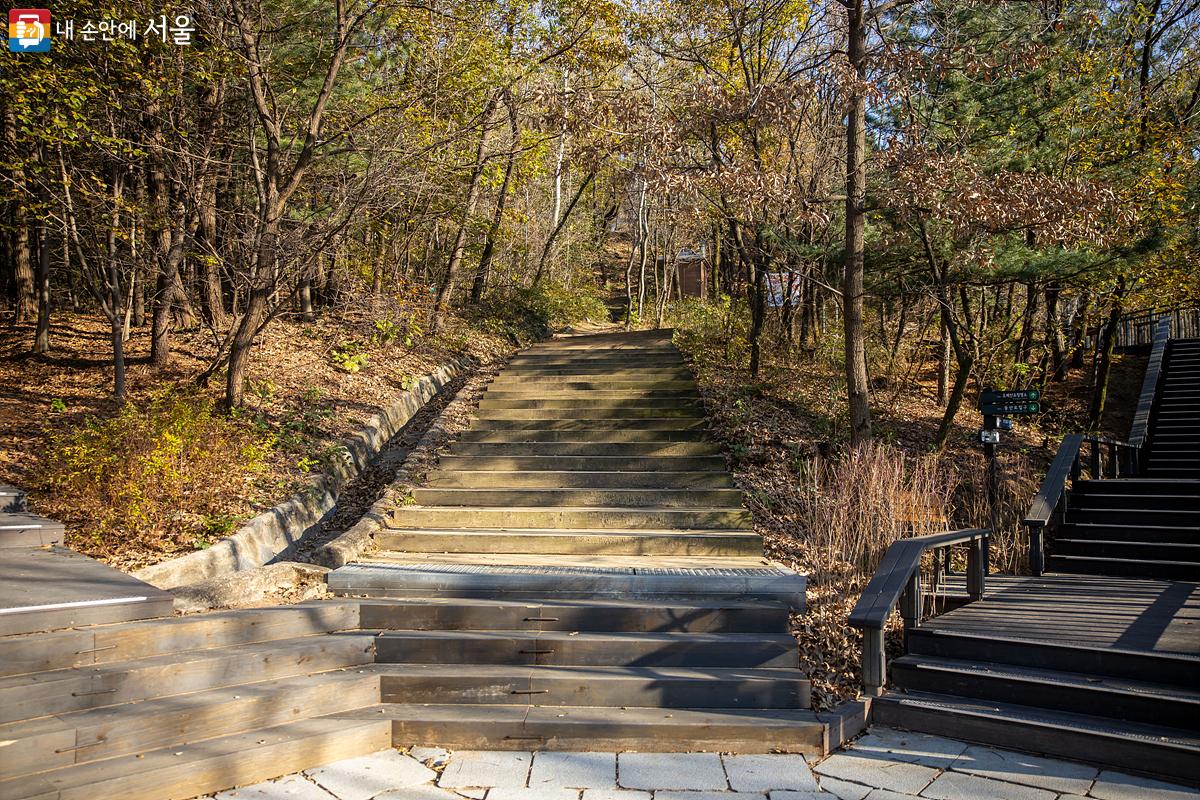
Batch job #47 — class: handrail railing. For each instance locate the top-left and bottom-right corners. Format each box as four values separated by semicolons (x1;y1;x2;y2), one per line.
848;527;990;697
1113;305;1199;350
1023;434;1140;575
1129;317;1171;448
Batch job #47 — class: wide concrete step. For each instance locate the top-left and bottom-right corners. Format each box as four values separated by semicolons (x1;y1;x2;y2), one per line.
0;716;391;800
0;669;380;779
375;528;762;557
0;633;377;724
458;428;708;443
389;506;752;530
329;561;806;607
410;487;742;508
0;600;361;678
476;406;703;419
436;455;726;471
374;629;798;668
447;442;721;457
374;663;809;709
356;597;792;633
335;703;826;753
469;418;706;431
425;470;735;489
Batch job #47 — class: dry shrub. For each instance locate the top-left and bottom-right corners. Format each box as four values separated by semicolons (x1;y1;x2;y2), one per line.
796;442;957;586
40;389;273;559
955;448;1039;574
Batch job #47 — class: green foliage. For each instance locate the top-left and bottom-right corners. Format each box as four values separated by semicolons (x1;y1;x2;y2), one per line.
42;390;273;552
472;281;608;344
49;398;68;414
668;296;749;369
330;341;370;373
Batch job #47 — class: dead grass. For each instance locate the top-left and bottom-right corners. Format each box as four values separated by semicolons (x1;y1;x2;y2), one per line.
669;316;1130;709
1;304;513;570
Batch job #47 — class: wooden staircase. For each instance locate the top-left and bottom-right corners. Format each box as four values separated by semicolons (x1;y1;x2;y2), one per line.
1046;336;1200;581
0;602;391;800
327;329;821;752
851;329;1200;786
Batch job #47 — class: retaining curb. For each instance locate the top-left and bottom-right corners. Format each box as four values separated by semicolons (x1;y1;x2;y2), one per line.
132;356;471;589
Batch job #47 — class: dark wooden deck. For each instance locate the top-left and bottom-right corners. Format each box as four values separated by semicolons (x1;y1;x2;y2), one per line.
930;574;1200;655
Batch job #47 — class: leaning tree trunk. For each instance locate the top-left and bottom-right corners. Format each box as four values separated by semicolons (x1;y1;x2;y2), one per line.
843;0;872;445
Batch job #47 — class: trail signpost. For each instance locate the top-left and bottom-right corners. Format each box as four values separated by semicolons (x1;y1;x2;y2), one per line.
977;388;1043;584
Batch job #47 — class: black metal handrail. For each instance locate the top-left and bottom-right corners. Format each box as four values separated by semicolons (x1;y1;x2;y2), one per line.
1023;434;1140;575
1129;317;1171;448
848;527;990;697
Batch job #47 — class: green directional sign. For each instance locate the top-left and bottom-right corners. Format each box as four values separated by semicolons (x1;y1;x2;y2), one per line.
982;401;1041;415
980;389;1040;405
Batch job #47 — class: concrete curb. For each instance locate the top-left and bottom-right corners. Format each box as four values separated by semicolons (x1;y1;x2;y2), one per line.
132;357;472;590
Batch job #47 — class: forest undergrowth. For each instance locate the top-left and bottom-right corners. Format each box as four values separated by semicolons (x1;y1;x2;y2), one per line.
668;297;1146;709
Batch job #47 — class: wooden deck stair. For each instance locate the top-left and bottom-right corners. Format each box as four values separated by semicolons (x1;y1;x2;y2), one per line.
862;331;1200;786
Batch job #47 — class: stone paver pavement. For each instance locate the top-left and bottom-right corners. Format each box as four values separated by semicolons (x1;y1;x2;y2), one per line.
196;727;1200;799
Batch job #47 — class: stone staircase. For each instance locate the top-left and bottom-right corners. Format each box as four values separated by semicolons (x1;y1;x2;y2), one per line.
0;330;820;799
327;329;819;751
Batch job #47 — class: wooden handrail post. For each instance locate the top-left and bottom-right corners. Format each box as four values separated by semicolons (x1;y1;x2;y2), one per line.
1027;522;1045;576
900;571;921;632
1089;439;1100;478
967;537;985;600
861;627;885;697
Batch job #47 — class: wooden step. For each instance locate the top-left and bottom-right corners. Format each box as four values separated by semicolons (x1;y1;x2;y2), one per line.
373;629;799;668
409;487;742;508
0;668;381;779
0;601;361;677
0;716;391;800
375;528;763;557
889;655;1200;729
907;627;1200;685
333;703;826;754
0;515;64;548
0;633;376;724
872;691;1200;785
374;663;810;709
356;597;792;633
1047;554;1200;580
424;470;735;489
388;505;753;530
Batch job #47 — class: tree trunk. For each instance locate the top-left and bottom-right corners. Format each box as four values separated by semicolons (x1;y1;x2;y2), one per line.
4;103;35;323
1089;282;1125;429
33;184;50;353
431;93;499;334
843;0;872;445
937;312;951;405
1044;283;1066;381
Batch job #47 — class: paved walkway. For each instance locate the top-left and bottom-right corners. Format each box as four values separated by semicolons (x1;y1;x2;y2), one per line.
204;727;1200;800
